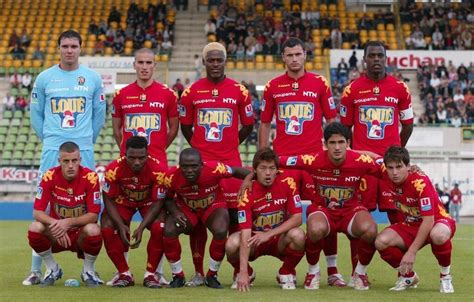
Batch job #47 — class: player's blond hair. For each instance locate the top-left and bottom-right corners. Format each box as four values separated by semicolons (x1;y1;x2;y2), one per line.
202;42;227;60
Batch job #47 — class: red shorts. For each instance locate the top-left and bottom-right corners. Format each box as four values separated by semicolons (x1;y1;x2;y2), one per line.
388;218;456;248
177;201;227;227
51;228;84;258
249;233;284;261
115;202;153;226
307;203;368;237
360;176;396;212
220;177;242;208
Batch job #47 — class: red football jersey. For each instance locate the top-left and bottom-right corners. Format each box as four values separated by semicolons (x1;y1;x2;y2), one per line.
161;161;234;210
279;168;317;202
261;72;336;155
386;171;451;225
280;150;380;208
103;156;168;206
340;74;414;155
34;166;101;221
112;81;178;164
179;77;254;162
237;174;302;231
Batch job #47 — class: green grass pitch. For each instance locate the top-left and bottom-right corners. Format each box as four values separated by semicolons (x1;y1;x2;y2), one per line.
1;221;473;302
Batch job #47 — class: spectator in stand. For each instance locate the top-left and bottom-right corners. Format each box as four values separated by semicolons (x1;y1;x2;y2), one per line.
184;78;191;88
11;44;26;60
432;26;444;50
235;42;245;60
9;72;21;88
430;73;441;95
162;37;173;52
450;113;462;127
15;95;28;112
464;90;474;106
20;29;31;47
172;78;185;98
322;35;331;50
357;16;373;30
2;92;15;111
21;72;32;90
330;28;342;49
204;19;216;36
108;6;122;25
94;39;106;55
453;87;465;103
436;104;447;123
348;67;360;82
194;54;203;82
449;183;462;223
337;58;349;85
246;42;256;60
32;47;45;61
9;31;19;47
349;51;358;69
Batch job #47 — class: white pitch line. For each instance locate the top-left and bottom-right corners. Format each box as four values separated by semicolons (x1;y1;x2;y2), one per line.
453;237;474;241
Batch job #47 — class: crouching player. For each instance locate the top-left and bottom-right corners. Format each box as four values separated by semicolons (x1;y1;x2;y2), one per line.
145;148;250;288
226;148;306;291
375;146;455;293
101;136;168;288
27;142;103;286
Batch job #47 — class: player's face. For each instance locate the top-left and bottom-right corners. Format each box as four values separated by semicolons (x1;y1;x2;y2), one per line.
59;38;81;67
134;52;156;82
59;150;81;181
204;50;226;81
255;160;278;187
325;134;348;163
364;46;386;75
126;148;148;172
385;160;409;185
179;155;203;183
282;45;306;73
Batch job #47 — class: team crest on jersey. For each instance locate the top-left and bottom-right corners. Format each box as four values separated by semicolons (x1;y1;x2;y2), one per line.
319;185;354;205
51;97;86;128
124;113;161;143
358;106;394;139
278;102;314;135
77;76;85;86
212;89;219;97
197;108;232;142
373;86;380;95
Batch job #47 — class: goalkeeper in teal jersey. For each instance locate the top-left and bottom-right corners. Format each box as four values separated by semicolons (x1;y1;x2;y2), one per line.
23;30;106;286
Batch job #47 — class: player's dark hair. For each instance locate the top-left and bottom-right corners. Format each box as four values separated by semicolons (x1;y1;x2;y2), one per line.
383;146;410;166
252;147;279;170
281;37;305;54
179;148;202;163
324;122;351;142
363;40;386;57
57;30;82;46
126;136;148;151
59;141;79;153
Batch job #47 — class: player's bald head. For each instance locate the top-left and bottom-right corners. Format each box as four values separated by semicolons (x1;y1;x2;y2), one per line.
202;42;227;60
134;48;155;60
179;148;202;163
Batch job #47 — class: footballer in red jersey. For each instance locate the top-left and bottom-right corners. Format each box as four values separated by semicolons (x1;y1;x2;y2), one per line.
258;38;342;285
27;142;103;287
375;146;455;293
100;137;168;288
259;38;337;155
179;42;254;283
112;48;179;166
139;148;250;288
226;148;305;291
339;41;414;221
279;123;380;290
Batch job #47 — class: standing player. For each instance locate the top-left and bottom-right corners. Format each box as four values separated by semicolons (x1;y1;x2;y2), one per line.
112;47;178;165
375;146;455;293
110;47;178;285
25;30;106;286
259;37;344;286
279;122;380;290
100;137;168;288
27;142;103;286
226;148;305;291
340;40;414;224
179;42;254;285
136;148;250;288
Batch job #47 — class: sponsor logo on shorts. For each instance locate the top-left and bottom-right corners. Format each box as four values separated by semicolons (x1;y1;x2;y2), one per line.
238;210;246;223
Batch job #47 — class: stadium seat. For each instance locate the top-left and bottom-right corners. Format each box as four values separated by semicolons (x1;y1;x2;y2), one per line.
3;110;13;119
226;61;235;69
236;61;245;69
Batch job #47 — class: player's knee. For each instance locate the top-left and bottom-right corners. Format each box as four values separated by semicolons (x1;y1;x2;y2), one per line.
225;232;241;255
100;213;113;229
83;223;101;236
430;229;450;245
29;221;46;233
307;224;327;242
374;233;390;250
288;227;306;247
